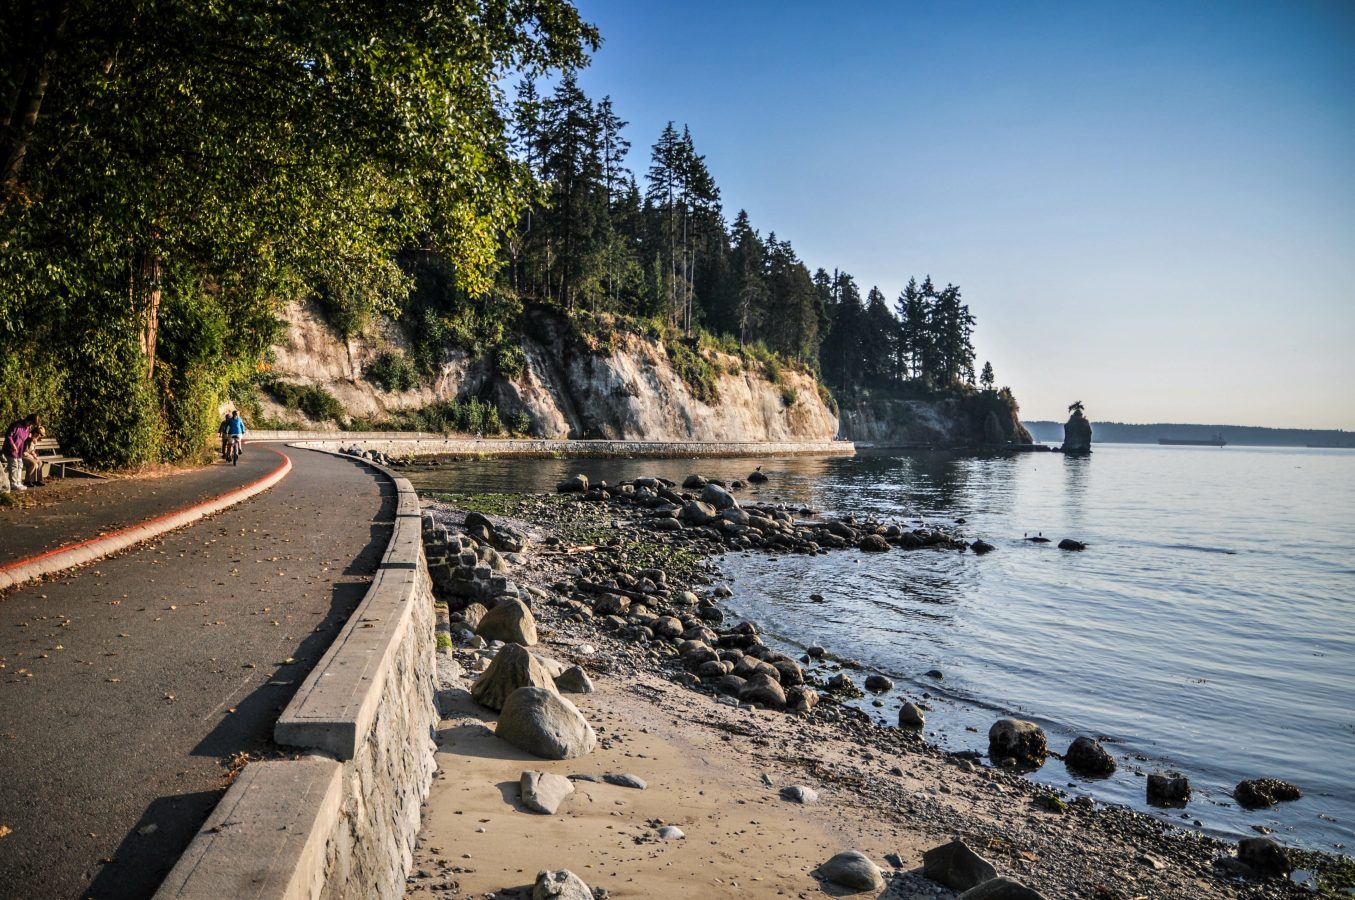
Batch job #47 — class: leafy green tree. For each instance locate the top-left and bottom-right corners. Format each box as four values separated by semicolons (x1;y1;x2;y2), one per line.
0;0;598;464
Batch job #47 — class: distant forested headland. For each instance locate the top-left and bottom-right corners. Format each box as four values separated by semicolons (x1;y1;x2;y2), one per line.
1024;422;1355;448
1;1;1013;467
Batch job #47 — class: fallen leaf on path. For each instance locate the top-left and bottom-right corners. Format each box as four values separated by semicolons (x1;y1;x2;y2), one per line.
0;825;12;839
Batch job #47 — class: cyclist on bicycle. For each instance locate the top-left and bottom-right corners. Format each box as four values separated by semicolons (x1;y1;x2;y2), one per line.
224;410;247;460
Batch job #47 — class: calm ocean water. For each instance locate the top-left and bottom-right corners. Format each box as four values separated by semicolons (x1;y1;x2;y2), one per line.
404;444;1355;853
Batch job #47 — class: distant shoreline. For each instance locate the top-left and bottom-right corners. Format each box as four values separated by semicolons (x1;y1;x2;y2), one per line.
1022;421;1353;448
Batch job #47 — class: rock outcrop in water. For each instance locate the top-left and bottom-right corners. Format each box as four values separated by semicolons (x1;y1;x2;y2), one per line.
1061;402;1093;454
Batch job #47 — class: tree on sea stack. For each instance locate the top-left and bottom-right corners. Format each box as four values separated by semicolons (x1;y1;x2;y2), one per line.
1061;401;1093;455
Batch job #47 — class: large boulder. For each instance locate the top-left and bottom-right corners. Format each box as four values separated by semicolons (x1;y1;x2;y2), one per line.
1147;771;1191;807
555;474;589;493
739;673;787;709
864;674;894;692
988;718;1047;767
958;876;1048;899
1237;837;1292;878
899;702;926;728
475;598;537;646
457;602;489;630
496;687;597;760
1064;736;1116;776
554;665;594;694
817;850;885;892
858;534;890;553
923;839;998;891
700;482;738;510
1234;778;1301;809
471;644;557;711
680;500;718;525
520;771;575;815
532;869;593;900
786;685;820;713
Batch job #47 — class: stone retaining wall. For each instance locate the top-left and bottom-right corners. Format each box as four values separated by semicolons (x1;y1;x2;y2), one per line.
154;459;436;900
285;436;855;459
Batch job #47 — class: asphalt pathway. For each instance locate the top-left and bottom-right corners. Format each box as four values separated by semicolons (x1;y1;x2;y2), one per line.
0;451;273;568
0;448;394;899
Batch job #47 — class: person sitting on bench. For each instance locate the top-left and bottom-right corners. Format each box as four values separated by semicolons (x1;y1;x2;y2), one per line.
22;424;47;487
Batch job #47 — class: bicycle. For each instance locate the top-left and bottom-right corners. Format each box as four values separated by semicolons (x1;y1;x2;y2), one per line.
225;435;242;465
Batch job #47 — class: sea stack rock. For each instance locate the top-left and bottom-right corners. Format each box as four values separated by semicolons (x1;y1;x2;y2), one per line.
1061;401;1092;454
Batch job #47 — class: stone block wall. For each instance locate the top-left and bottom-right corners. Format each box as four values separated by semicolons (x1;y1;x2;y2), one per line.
320;562;436;899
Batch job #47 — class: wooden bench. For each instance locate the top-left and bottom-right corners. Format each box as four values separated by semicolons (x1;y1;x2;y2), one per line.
33;437;84;479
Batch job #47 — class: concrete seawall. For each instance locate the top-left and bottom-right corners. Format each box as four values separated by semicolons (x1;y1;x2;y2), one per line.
154;456;437;900
256;433;855;459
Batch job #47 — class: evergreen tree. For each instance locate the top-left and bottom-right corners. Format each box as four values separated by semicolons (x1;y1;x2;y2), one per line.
981;361;995;391
535;73;606;308
862;287;900;384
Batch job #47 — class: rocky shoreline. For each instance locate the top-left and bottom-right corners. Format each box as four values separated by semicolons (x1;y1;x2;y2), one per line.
401;466;1350;899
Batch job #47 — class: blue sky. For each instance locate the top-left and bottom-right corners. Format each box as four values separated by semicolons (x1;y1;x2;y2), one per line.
568;0;1355;428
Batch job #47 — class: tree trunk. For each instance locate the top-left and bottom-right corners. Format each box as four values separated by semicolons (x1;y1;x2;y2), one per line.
1;2;70;211
131;244;162;379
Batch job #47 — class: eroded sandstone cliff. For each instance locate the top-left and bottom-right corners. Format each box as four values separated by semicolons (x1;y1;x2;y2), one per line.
260;300;839;441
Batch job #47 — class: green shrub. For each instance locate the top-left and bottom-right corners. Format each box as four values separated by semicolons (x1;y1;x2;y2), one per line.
365;350;419;392
780;386;798;407
494;344;527;379
258;376;345;423
60;320;162;468
509;411;533;435
157;285;230;462
664;337;719;405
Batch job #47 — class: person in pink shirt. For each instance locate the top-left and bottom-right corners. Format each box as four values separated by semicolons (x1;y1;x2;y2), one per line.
2;414;39;493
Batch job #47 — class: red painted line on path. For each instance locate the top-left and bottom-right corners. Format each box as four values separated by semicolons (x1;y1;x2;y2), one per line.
0;447;292;575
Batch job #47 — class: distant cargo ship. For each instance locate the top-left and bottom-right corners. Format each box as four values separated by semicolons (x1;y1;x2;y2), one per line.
1159;434;1226;447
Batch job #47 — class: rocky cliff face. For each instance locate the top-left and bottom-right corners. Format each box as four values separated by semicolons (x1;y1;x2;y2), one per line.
261;300;838;441
837;394;1033;447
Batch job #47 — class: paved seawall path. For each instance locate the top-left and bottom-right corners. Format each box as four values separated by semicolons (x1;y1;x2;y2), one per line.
0;448;394;899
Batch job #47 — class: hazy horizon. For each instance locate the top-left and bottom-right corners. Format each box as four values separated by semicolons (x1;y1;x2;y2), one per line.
1021;416;1350;432
572;0;1355;429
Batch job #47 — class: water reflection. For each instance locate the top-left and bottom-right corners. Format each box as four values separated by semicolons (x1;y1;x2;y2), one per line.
402;445;1355;853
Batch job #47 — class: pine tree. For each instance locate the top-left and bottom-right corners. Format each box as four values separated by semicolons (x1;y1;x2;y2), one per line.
981;361;995;391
